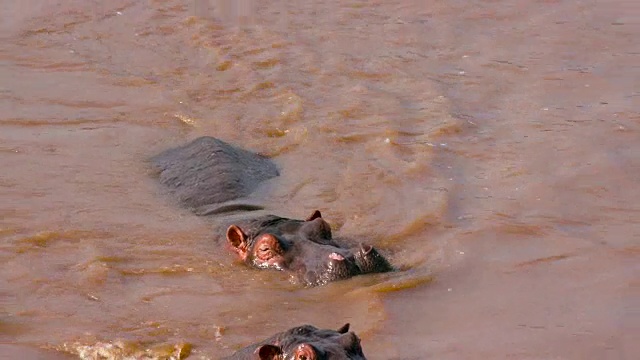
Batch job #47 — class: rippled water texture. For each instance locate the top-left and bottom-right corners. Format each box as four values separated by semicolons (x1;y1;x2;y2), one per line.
1;0;638;359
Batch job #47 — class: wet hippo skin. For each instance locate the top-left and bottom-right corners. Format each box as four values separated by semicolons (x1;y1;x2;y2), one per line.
225;210;393;287
150;136;279;209
223;323;367;360
151;137;393;286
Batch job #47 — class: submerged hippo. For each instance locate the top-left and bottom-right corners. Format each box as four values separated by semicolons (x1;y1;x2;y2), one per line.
224;323;366;360
151;137;393;286
151;136;279;210
225;210;393;286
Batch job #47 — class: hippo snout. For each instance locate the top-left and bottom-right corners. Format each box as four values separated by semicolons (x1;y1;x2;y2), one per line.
354;244;394;274
319;246;393;285
324;252;361;282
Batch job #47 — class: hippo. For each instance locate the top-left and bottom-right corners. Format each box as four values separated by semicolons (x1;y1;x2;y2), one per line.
224;210;393;287
151;137;393;286
150;136;279;210
223;323;367;359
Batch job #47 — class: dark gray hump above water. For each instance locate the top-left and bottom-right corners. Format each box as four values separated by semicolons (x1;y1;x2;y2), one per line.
150;137;279;209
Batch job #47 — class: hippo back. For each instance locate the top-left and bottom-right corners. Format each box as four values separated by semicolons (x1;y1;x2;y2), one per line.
150;137;279;209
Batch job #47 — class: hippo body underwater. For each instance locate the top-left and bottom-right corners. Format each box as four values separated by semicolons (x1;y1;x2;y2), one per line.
150;136;279;210
223;323;367;360
151;137;392;286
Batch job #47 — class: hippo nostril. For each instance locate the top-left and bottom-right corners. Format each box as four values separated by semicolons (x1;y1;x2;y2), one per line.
354;244;394;274
359;243;373;255
323;251;360;284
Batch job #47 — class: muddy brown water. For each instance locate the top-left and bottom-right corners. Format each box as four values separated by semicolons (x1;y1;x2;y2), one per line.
1;1;638;359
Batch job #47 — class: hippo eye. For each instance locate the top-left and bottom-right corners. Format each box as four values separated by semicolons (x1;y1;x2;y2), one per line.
294;344;316;360
257;245;273;260
254;234;282;261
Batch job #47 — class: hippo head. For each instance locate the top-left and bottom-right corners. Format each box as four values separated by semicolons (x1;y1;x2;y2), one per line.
226;210;393;286
239;324;366;360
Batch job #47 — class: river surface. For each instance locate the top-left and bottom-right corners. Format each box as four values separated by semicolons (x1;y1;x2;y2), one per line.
1;1;638;359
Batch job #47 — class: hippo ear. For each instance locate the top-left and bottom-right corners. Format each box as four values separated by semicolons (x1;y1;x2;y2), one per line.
336;323;350;334
255;344;282;359
306;210;322;221
226;225;248;258
337;331;361;351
